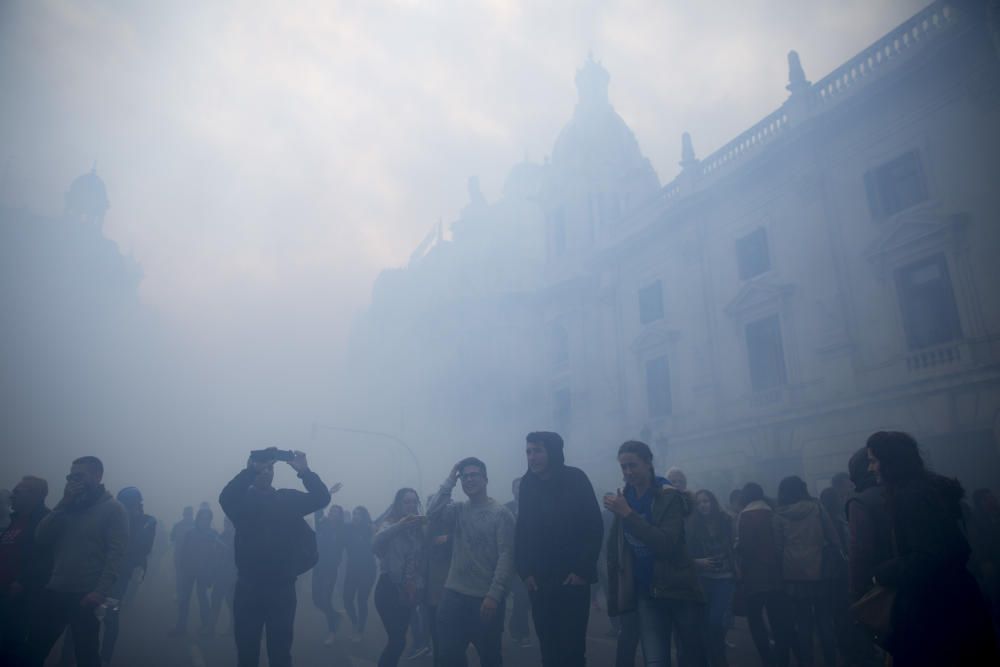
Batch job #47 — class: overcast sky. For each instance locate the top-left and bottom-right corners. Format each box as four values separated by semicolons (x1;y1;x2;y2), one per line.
1;1;928;353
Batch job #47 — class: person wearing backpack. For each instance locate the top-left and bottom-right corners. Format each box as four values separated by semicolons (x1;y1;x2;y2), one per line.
774;475;842;667
219;449;331;667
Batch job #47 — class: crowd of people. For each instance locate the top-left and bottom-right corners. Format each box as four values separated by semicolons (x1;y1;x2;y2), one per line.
0;430;998;666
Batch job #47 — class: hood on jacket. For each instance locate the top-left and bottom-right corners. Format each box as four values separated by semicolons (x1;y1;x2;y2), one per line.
932;474;965;504
776;499;819;521
657;479;694;517
526;431;565;468
741;499;773;514
927;473;966;522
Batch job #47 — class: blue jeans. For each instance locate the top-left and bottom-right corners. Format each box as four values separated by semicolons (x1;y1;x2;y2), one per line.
699;577;734;667
311;567;342;633
436;588;505;667
616;611;641;667
636;595;706;667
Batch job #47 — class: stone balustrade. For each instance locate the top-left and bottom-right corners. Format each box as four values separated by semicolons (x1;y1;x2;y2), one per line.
655;1;960;207
906;342;963;371
815;3;955;107
699;109;790;176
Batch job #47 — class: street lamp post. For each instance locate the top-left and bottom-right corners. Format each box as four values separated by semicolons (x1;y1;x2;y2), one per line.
310;422;424;494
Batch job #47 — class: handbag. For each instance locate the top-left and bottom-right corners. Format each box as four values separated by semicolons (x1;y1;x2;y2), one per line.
849;584;895;646
850;527;898;648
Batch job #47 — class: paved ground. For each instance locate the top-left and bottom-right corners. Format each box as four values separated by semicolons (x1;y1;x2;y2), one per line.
45;569;764;666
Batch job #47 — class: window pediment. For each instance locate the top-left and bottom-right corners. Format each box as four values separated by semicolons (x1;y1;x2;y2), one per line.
865;207;967;267
724;281;794;319
630;321;679;355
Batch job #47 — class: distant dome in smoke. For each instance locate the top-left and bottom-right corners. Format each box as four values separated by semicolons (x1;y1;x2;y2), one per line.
547;54;660;203
64;166;109;224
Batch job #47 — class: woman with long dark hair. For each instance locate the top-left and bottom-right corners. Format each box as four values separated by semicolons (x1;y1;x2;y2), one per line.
371;488;426;667
603;440;705;666
312;503;346;645
688;489;735;666
867;431;998;666
343;506;377;643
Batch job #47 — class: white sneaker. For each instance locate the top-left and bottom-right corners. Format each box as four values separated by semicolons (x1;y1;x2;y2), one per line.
324;631;336;646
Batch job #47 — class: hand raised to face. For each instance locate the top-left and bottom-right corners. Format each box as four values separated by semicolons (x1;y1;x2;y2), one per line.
602;489;632;517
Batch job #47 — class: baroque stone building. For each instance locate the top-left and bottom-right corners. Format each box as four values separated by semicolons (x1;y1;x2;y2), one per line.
346;0;1000;496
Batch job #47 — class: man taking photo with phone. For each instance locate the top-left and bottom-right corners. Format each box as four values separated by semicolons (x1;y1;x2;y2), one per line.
219;448;331;667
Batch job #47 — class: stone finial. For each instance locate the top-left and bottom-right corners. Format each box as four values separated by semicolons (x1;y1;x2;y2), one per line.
575;53;611;110
786;50;811;95
680;131;698;170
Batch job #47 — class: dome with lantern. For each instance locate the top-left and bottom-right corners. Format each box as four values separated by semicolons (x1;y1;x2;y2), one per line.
64;166;109;224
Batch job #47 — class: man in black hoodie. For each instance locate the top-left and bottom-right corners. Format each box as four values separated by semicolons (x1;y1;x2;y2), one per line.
219;449;331;667
515;431;603;666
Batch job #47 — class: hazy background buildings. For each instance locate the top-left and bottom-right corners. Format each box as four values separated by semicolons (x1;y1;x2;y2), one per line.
2;0;997;513
343;1;1000;497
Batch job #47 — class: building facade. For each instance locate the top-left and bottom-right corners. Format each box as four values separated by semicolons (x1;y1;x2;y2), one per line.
346;1;1000;496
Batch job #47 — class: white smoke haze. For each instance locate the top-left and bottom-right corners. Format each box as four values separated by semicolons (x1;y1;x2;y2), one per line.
1;0;929;517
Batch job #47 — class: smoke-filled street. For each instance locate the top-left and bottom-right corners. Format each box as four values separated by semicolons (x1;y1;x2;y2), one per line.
3;1;1000;666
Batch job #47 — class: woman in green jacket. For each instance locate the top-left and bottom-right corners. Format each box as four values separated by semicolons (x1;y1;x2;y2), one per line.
604;441;706;667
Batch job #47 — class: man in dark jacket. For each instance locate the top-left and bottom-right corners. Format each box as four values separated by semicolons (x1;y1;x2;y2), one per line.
0;476;51;663
171;506;195;599
515;431;603;666
735;482;792;667
219;448;330;667
101;486;156;663
172;507;222;637
23;456;129;667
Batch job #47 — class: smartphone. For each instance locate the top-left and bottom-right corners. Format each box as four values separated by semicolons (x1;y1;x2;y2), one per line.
250;447;294;462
